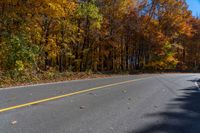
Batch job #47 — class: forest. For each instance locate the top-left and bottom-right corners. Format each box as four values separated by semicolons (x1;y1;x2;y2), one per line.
0;0;200;85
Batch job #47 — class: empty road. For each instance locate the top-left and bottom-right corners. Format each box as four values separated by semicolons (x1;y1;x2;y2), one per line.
0;74;200;133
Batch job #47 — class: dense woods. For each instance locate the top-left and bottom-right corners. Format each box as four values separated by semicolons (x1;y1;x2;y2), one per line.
0;0;200;84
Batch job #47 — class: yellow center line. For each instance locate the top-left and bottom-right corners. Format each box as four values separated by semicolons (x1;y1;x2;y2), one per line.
0;77;152;113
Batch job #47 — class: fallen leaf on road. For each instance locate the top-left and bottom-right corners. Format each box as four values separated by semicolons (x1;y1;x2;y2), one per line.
80;106;85;109
122;90;127;93
11;120;17;125
88;92;97;96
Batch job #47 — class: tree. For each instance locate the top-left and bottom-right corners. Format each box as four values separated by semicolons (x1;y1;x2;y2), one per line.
1;0;200;80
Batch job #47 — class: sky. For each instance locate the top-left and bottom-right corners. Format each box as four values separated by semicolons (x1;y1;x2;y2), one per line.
186;0;200;16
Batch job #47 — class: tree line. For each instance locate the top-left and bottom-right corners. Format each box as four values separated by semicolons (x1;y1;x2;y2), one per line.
1;0;200;78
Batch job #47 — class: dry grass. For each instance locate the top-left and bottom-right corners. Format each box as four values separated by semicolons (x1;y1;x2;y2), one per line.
0;71;114;88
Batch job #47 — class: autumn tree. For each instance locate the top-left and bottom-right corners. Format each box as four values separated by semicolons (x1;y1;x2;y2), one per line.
0;0;200;82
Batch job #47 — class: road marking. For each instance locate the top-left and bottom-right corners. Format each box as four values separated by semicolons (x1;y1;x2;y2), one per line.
0;75;130;90
0;77;152;113
195;81;200;91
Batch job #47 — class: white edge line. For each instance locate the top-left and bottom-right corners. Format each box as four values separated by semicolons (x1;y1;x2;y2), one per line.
1;73;197;91
0;74;149;90
194;76;200;91
195;81;200;91
0;75;124;90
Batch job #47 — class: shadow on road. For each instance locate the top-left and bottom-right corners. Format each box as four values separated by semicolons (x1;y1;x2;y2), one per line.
128;81;200;133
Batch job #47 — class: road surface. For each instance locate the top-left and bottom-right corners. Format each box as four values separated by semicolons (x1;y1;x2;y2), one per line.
0;74;200;133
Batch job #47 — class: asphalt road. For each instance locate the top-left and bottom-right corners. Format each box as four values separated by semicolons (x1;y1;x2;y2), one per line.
0;74;200;133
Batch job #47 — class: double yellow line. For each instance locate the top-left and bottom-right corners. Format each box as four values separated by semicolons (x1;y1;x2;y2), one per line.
0;77;152;113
